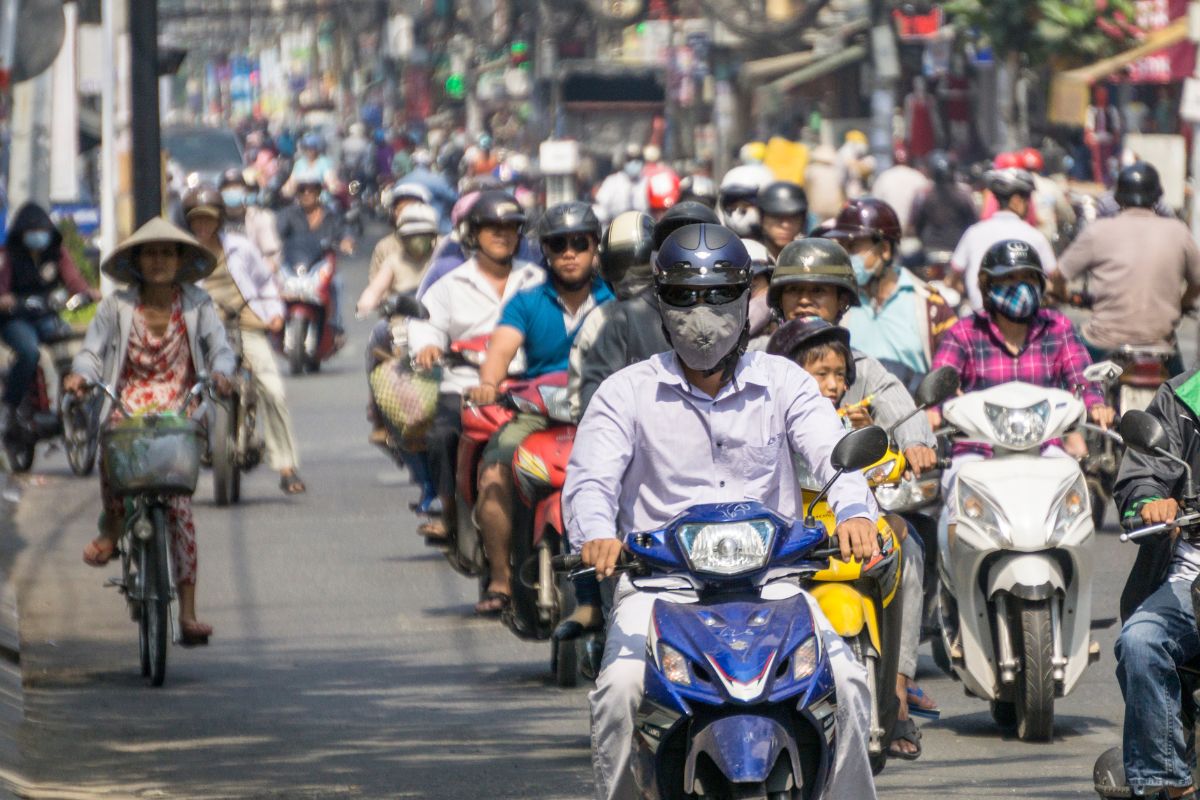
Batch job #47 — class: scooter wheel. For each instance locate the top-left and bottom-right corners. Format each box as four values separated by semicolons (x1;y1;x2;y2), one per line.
554;638;580;688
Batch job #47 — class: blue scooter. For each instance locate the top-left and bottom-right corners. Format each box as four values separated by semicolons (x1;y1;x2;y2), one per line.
558;425;887;799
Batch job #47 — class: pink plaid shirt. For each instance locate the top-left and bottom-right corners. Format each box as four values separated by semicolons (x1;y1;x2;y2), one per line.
933;309;1104;455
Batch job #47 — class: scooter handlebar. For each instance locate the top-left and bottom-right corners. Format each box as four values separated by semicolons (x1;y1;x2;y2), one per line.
551;554;583;572
1120;511;1200;543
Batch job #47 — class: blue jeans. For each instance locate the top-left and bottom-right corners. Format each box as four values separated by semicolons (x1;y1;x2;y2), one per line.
1116;577;1200;793
0;315;62;409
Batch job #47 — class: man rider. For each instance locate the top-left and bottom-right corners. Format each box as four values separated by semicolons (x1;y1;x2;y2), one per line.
0;203;97;430
1110;366;1200;800
827;198;957;387
465;202;613;616
407;191;543;543
950;168;1056;312
755;181;807;261
1055;161;1200;376
765;236;942;739
563;222;879;800
183;186;306;495
276;173;354;344
219;168;282;272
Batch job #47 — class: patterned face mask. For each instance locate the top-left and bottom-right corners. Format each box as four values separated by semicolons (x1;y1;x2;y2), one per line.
986;281;1041;322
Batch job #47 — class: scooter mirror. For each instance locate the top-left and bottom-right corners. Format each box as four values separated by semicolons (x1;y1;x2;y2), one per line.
1083;360;1122;385
385;292;429;320
915;366;960;408
830;426;889;472
1118;410;1169;456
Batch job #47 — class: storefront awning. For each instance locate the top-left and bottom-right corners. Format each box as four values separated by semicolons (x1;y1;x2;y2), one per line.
1049;17;1189;126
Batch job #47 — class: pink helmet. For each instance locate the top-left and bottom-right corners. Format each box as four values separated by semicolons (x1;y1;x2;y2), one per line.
451;191;480;227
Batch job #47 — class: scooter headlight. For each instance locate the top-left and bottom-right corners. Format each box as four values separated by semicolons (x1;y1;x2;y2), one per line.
676;519;775;576
985;400;1050;449
958;482;1007;544
863;459;899;486
792;635;821;681
1048;475;1089;544
876;475;940;513
658;643;692;686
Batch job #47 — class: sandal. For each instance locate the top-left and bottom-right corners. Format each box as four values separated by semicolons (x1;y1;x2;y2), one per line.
419;519;448;542
474;591;510;616
906;685;941;720
280;472;306;495
179;620;212;647
83;537;117;567
887;717;922;761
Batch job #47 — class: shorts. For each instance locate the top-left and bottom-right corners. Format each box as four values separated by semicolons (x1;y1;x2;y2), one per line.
481;412;549;468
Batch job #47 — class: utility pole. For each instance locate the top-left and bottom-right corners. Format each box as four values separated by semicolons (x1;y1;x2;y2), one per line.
129;0;161;226
868;0;899;173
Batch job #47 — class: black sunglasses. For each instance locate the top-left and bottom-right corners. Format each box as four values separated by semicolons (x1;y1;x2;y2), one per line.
658;284;746;308
544;234;593;255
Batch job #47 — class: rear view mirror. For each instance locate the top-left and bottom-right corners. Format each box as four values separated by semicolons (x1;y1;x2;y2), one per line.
830;426;889;473
384;293;429;320
1083;360;1122;385
1118;411;1168;456
915;366;960;409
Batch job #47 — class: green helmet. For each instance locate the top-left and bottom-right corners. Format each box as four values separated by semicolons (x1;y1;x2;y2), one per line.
768;237;861;312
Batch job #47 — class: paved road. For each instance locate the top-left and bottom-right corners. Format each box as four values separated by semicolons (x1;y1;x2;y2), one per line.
6;235;1157;798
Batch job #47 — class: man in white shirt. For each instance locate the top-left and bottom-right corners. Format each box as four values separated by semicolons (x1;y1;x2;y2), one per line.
407;191;543;540
951;169;1055;311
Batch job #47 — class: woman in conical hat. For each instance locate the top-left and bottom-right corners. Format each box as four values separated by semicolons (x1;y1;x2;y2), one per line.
64;217;235;646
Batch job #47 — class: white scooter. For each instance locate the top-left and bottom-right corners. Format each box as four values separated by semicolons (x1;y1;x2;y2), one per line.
937;374;1112;741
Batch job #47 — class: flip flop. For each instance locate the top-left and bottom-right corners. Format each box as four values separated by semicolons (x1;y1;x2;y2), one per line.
179;621;212;647
906;685;941;720
280;472;307;495
887;717;922;761
474;591;510;616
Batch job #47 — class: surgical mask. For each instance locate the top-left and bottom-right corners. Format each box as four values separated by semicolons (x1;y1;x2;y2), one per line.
850;254;873;287
623;160;643;178
402;235;435;261
22;230;51;251
726;207;760;237
221;189;247;208
987;281;1042;322
661;294;748;372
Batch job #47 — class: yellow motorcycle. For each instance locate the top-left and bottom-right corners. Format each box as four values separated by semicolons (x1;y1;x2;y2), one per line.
801;366;960;774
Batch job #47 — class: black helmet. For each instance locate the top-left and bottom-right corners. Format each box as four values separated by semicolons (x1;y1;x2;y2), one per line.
757;181;807;218
539;201;601;242
769;238;861;312
1114;161;1163;209
654;223;751;291
219;167;249;189
182;184;225;221
652;201;721;249
599;211;655;294
985;168;1035;199
765;316;856;383
979;239;1046;290
467;189;526;231
927;150;953;184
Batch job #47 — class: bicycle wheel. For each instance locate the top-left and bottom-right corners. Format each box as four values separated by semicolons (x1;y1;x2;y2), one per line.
145;506;170;687
211;396;238;507
63;394;99;476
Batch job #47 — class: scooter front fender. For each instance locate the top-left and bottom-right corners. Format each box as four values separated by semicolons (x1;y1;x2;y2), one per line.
684;715;799;790
532;491;563;547
985;554;1066;601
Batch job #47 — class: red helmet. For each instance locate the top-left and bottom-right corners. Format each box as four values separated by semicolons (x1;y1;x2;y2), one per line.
993;151;1020;170
824;198;902;246
1018;147;1044;173
646;169;681;211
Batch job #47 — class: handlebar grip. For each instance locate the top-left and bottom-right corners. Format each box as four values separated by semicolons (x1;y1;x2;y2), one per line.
552;554;584;571
936;457;953;470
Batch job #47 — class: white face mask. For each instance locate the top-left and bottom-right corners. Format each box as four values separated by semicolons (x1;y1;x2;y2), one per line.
726;206;760;237
661;294;748;372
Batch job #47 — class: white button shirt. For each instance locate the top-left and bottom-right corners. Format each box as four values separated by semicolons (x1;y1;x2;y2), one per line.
563;350;877;551
406;257;544;395
951;210;1057;311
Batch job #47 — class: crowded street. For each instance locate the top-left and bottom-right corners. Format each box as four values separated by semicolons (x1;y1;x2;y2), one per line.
0;230;1166;798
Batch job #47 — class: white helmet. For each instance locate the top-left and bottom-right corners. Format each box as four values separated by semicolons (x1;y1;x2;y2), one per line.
397;203;439;237
718;164;774;235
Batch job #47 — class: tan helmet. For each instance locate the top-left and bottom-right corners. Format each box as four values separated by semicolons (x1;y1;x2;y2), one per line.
768;237;861;311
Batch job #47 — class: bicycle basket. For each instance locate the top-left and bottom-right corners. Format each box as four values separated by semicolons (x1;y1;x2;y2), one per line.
370;360;439;450
100;414;204;496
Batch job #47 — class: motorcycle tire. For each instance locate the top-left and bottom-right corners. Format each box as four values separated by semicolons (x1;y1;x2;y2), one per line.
931;635;953;677
1015;599;1055;741
554;638;580;689
507;500;545;640
141;507;170;687
286;316;307;376
990;700;1017;729
211;397;239;507
1086;477;1108;531
63;395;99;476
4;431;34;473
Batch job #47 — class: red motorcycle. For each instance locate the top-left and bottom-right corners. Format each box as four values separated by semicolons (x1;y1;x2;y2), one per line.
278;251;341;376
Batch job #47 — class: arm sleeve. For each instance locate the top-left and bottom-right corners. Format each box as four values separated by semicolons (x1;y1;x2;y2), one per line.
198;299;237;376
497;293;529;336
246;246;285;320
70;295;117;382
1114;385;1186;519
1055;228;1092;281
1056;316;1104;408
563;374;637;550
950;232;970;275
580;305;629;418
931;322;968;374
1183;227;1200;290
784;366;878;524
406;281;451;352
57;250;93;295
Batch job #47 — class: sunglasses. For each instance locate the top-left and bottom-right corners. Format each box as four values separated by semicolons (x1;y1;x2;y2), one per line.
544;234;592;255
658;284;746;308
